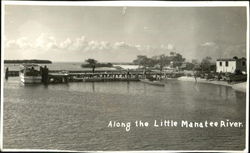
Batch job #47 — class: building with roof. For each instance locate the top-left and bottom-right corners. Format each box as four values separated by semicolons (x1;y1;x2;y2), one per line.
216;57;246;73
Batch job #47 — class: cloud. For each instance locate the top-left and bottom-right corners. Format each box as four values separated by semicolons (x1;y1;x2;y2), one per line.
113;41;135;49
6;37;32;49
143;26;149;30
160;44;175;50
6;40;19;49
4;34;245;62
35;33;58;50
71;36;88;50
59;38;73;49
5;33;176;57
201;42;216;46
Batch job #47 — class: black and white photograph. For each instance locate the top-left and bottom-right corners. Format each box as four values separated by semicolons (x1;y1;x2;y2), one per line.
1;1;249;152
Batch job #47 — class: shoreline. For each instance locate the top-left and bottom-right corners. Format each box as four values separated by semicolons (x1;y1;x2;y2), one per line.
177;76;246;93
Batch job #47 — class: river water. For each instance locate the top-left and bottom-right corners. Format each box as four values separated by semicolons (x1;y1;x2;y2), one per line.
3;76;246;151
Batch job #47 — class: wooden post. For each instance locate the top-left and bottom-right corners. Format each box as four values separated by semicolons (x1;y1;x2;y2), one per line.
5;67;9;80
64;76;68;83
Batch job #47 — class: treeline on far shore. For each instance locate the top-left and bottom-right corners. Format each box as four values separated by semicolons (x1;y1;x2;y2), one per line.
4;59;52;64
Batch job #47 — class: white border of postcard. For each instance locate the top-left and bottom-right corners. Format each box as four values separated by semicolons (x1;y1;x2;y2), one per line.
1;1;249;153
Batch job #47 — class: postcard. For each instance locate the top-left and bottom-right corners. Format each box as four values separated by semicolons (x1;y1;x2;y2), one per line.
1;1;249;152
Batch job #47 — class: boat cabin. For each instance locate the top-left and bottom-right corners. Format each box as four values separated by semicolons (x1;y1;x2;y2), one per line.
20;64;41;76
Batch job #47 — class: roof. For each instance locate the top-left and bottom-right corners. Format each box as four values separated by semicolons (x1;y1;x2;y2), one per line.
20;63;40;68
216;57;246;61
216;58;236;61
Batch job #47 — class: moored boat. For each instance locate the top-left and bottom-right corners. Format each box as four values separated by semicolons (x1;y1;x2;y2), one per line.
19;64;42;84
140;79;165;86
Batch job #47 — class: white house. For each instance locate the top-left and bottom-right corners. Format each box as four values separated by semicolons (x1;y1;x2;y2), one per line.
216;57;246;73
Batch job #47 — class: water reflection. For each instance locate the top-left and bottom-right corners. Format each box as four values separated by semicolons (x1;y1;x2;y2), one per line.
3;77;246;150
5;77;244;101
92;82;95;93
126;81;130;94
43;84;49;89
215;85;236;101
193;82;200;92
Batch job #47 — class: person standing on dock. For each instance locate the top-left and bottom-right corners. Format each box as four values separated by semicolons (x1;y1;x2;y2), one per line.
194;71;197;83
92;64;96;74
127;69;130;79
143;69;146;79
43;65;49;84
40;66;44;83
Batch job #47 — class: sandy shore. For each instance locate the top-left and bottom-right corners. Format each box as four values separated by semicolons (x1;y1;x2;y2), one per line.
177;76;246;93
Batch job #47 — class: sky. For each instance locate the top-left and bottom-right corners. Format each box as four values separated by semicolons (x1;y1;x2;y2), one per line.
3;5;247;62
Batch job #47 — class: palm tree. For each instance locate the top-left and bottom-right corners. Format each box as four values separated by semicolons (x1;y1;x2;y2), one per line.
86;58;97;73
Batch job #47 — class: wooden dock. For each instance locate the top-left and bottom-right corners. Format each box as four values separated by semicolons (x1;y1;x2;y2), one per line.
5;69;184;84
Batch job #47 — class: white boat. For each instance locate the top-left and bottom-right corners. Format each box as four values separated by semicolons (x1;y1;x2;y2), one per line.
140;79;165;86
19;64;42;84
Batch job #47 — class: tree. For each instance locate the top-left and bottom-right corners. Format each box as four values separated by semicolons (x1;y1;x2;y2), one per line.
85;58;97;73
170;52;176;56
184;62;195;70
200;56;212;72
82;59;113;72
133;55;152;68
172;53;185;62
233;56;238;60
156;54;171;71
133;55;146;65
169;52;185;68
191;59;198;64
133;53;186;70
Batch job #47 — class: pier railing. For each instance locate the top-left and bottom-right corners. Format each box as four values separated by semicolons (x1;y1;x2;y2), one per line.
5;69;172;76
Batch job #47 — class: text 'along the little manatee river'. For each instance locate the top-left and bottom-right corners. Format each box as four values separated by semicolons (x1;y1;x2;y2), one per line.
107;119;244;132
